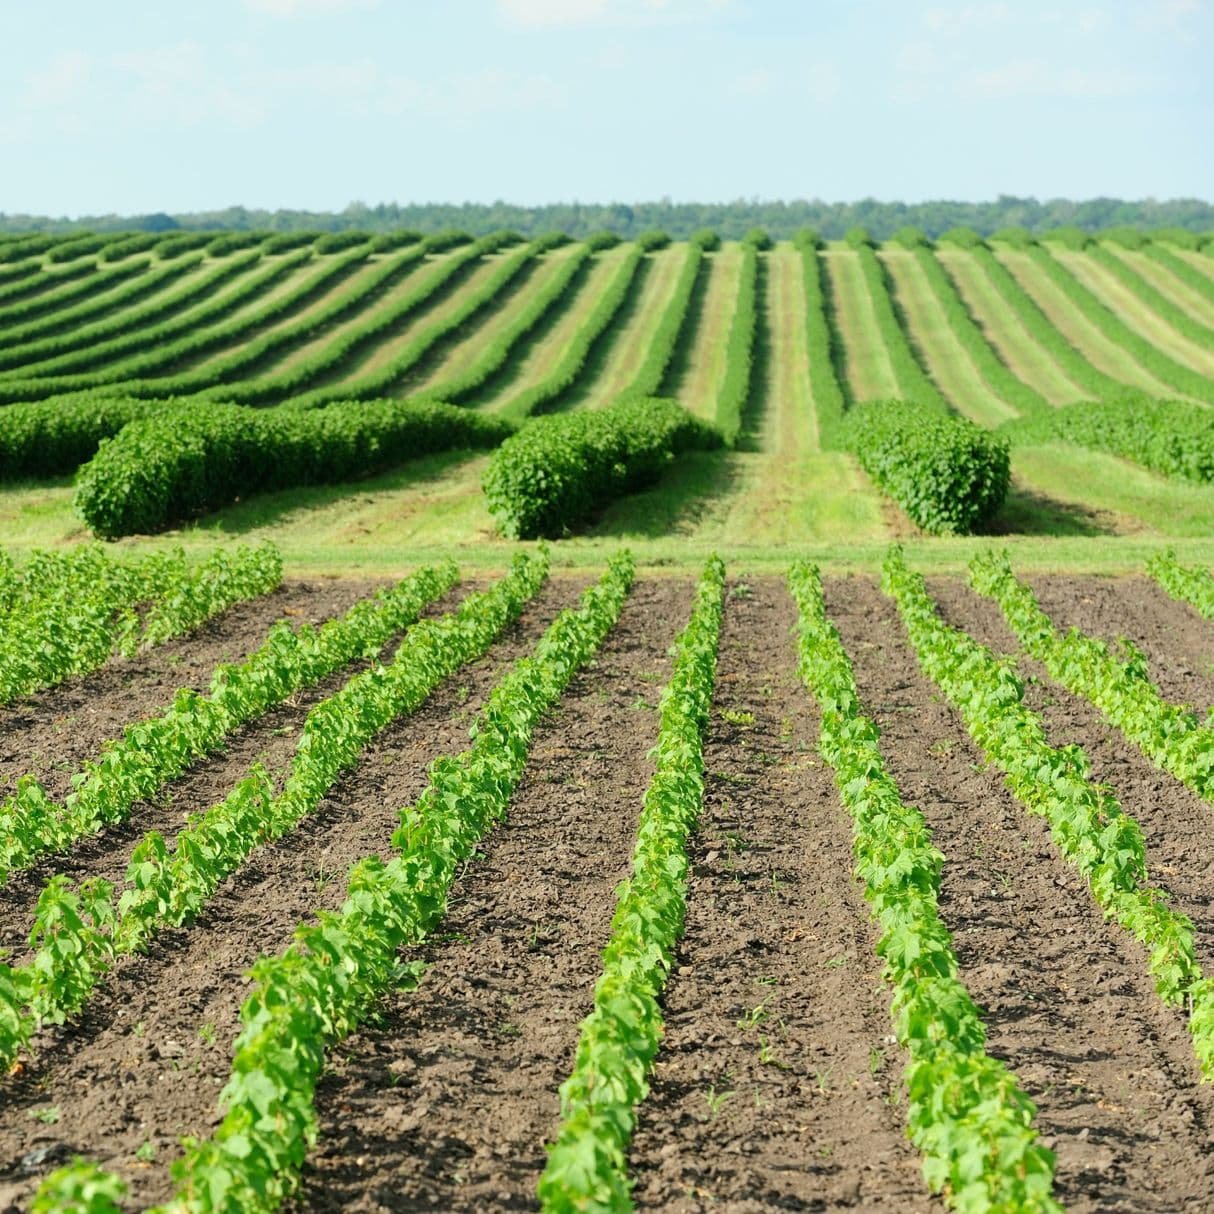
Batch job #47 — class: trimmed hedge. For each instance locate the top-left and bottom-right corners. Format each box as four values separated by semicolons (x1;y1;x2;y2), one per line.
75;400;514;538
482;396;722;539
999;397;1214;483
842;399;1010;534
0;394;158;479
635;229;671;251
690;228;720;251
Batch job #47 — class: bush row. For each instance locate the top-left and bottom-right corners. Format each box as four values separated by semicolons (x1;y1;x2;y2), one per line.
841;399;1010;533
0;257;150;331
0;394;158;479
1092;244;1214;349
795;237;848;446
75;399;514;538
482;395;721;539
620;241;703;399
1144;243;1214;308
0;259;94;310
715;241;758;444
999;397;1214;483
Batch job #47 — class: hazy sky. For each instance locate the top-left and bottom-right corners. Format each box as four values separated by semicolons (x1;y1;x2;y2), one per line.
2;0;1210;216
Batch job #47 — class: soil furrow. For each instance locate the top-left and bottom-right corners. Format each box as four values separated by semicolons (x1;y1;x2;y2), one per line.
830;576;1214;1214
0;579;585;1208
928;577;1214;979
629;579;937;1212
285;577;694;1213
0;579;381;801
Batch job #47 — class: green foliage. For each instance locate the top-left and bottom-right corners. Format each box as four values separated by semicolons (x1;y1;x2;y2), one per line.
0;260;94;310
1039;225;1090;250
788;560;1060;1213
420;229;474;252
313;231;371;253
845;225;874;248
883;546;1214;1078
1102;226;1150;250
970;246;1126;399
45;234;110;263
0;257;151;332
842;400;1010;534
0;394;157;478
937;226;985;248
75;398;513;538
582;230;621;251
619;243;703;400
156;232;217;259
0;234;58;262
793;226;823;250
483;396;721;539
970;549;1214;806
1143;243;1214;309
715;242;759;443
0;258;41;288
634;229;671;251
501;245;645;421
1090;244;1214;350
990;226;1037;247
689;227;720;250
116;553;633;1214
367;230;423;252
799;245;848;447
30;1158;126;1213
1029;245;1214;404
742;226;772;250
1147;550;1214;621
890;225;932;249
205;231;268;256
1151;227;1204;250
854;245;948;410
915;249;1049;415
262;231;324;253
98;232;162;261
999;397;1214;483
539;556;722;1212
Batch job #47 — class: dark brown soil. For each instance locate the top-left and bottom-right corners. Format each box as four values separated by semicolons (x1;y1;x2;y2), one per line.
0;579;584;1209
0;579;384;802
831;576;1214;1213
928;577;1214;985
1024;574;1214;713
628;580;936;1212
288;577;695;1213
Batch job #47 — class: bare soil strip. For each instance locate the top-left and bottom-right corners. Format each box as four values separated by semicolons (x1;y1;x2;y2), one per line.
0;580;377;802
629;579;938;1212
928;577;1214;980
0;580;587;1208
281;578;693;1213
829;576;1214;1214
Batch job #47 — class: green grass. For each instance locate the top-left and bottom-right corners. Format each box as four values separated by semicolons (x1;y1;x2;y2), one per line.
1114;246;1214;332
667;245;743;423
822;248;899;401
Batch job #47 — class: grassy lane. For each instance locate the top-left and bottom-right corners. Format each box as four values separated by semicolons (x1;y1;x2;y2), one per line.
1109;247;1214;331
995;249;1177;397
1173;248;1214;285
763;242;817;453
318;252;517;390
559;244;687;409
1054;249;1214;377
474;246;629;413
823;247;899;400
880;248;1018;426
666;244;743;424
935;249;1088;405
403;246;578;396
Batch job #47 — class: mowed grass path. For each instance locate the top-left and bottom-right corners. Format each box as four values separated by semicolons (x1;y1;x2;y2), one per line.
934;249;1087;405
822;248;899;400
1053;249;1214;378
666;245;742;423
1109;247;1214;332
995;248;1178;398
558;245;688;409
879;248;1019;426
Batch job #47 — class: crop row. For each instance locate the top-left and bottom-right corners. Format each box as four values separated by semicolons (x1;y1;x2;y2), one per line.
0;256;152;331
539;554;723;1210
1143;243;1214;309
0;561;456;885
999;397;1214;483
620;240;703;401
0;551;550;1075
500;243;645;422
912;247;1049;415
412;244;592;406
1147;550;1214;620
969;550;1214;805
1091;246;1214;353
75;398;512;538
0;541;282;708
482;395;720;539
788;560;1059;1212
714;242;759;444
27;552;642;1214
883;546;1214;1076
1026;245;1214;404
0;260;95;309
794;231;848;446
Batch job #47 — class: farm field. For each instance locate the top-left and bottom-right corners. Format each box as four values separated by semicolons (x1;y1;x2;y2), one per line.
2;225;1214;1212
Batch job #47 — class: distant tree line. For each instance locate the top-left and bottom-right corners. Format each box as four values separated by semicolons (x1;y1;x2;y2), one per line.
1;196;1211;240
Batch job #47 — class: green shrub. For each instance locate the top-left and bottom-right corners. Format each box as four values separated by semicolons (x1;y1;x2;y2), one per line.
938;226;985;248
990;226;1036;247
1151;227;1203;250
421;229;474;252
792;227;823;250
75;400;513;538
690;228;720;251
367;230;423;252
583;230;620;251
1040;226;1090;250
743;227;772;250
482;397;721;539
890;225;931;249
842;400;1010;534
0;395;158;479
314;231;371;253
156;232;214;259
206;232;267;256
844;226;874;248
635;229;671;251
1101;226;1149;250
262;231;323;253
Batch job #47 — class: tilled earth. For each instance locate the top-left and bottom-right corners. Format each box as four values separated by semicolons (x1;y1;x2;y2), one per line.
0;572;1212;1212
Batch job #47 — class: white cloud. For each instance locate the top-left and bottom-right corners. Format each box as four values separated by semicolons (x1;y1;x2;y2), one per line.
243;0;378;15
496;0;728;29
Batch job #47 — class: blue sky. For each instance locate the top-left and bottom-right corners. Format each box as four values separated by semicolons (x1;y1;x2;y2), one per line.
2;0;1210;216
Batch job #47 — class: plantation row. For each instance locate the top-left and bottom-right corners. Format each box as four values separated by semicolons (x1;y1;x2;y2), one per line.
0;229;1212;538
0;544;1207;1212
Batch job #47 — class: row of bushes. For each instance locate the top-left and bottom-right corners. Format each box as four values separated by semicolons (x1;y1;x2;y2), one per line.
842;399;1010;533
0;257;150;330
620;242;703;400
482;396;721;538
999;397;1214;483
715;242;759;444
1089;244;1214;352
795;231;847;445
75;399;514;538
